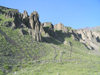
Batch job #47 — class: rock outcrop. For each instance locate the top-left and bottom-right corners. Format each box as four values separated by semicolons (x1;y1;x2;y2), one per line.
42;22;54;30
54;23;67;32
22;10;30;27
72;29;100;50
29;11;41;41
1;6;100;48
0;6;42;42
42;22;55;37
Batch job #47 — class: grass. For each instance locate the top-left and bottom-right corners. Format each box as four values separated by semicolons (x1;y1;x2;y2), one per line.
0;6;18;13
0;14;14;25
8;61;100;75
7;42;100;75
0;24;100;75
7;36;100;75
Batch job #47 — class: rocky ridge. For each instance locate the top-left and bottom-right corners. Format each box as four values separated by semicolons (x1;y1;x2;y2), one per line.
0;6;100;50
72;29;100;50
0;6;42;41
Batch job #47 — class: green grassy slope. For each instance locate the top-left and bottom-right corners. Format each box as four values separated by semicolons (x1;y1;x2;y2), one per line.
7;39;100;75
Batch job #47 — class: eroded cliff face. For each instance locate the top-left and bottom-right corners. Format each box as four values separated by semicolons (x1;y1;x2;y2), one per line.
54;23;67;32
0;6;100;50
0;6;42;41
71;29;100;50
29;11;41;41
42;22;55;37
53;22;100;50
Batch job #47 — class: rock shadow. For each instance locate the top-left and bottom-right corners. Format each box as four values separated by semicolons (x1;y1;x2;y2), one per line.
42;27;71;45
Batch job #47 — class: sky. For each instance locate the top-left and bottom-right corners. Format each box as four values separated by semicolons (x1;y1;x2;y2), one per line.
0;0;100;29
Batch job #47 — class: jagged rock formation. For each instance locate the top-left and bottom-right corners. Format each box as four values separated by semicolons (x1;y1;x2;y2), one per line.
0;6;100;50
42;22;55;37
42;22;54;30
72;29;100;50
22;10;30;28
29;11;41;41
54;23;67;32
0;6;42;41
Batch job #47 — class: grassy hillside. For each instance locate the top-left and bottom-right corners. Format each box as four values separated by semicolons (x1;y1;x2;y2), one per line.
7;39;100;75
0;6;100;75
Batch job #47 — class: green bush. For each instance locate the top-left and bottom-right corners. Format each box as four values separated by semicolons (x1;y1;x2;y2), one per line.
3;64;12;70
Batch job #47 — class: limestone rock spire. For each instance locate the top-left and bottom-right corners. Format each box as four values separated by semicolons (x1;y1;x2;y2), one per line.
29;11;41;42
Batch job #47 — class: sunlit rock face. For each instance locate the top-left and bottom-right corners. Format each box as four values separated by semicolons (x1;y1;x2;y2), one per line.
72;29;100;50
54;23;67;32
29;11;41;42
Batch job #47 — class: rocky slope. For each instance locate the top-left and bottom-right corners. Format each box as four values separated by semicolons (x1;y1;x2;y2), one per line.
71;29;100;50
0;6;100;50
1;6;100;50
0;6;42;41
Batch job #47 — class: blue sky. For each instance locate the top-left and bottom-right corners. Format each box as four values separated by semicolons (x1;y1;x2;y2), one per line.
0;0;100;29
